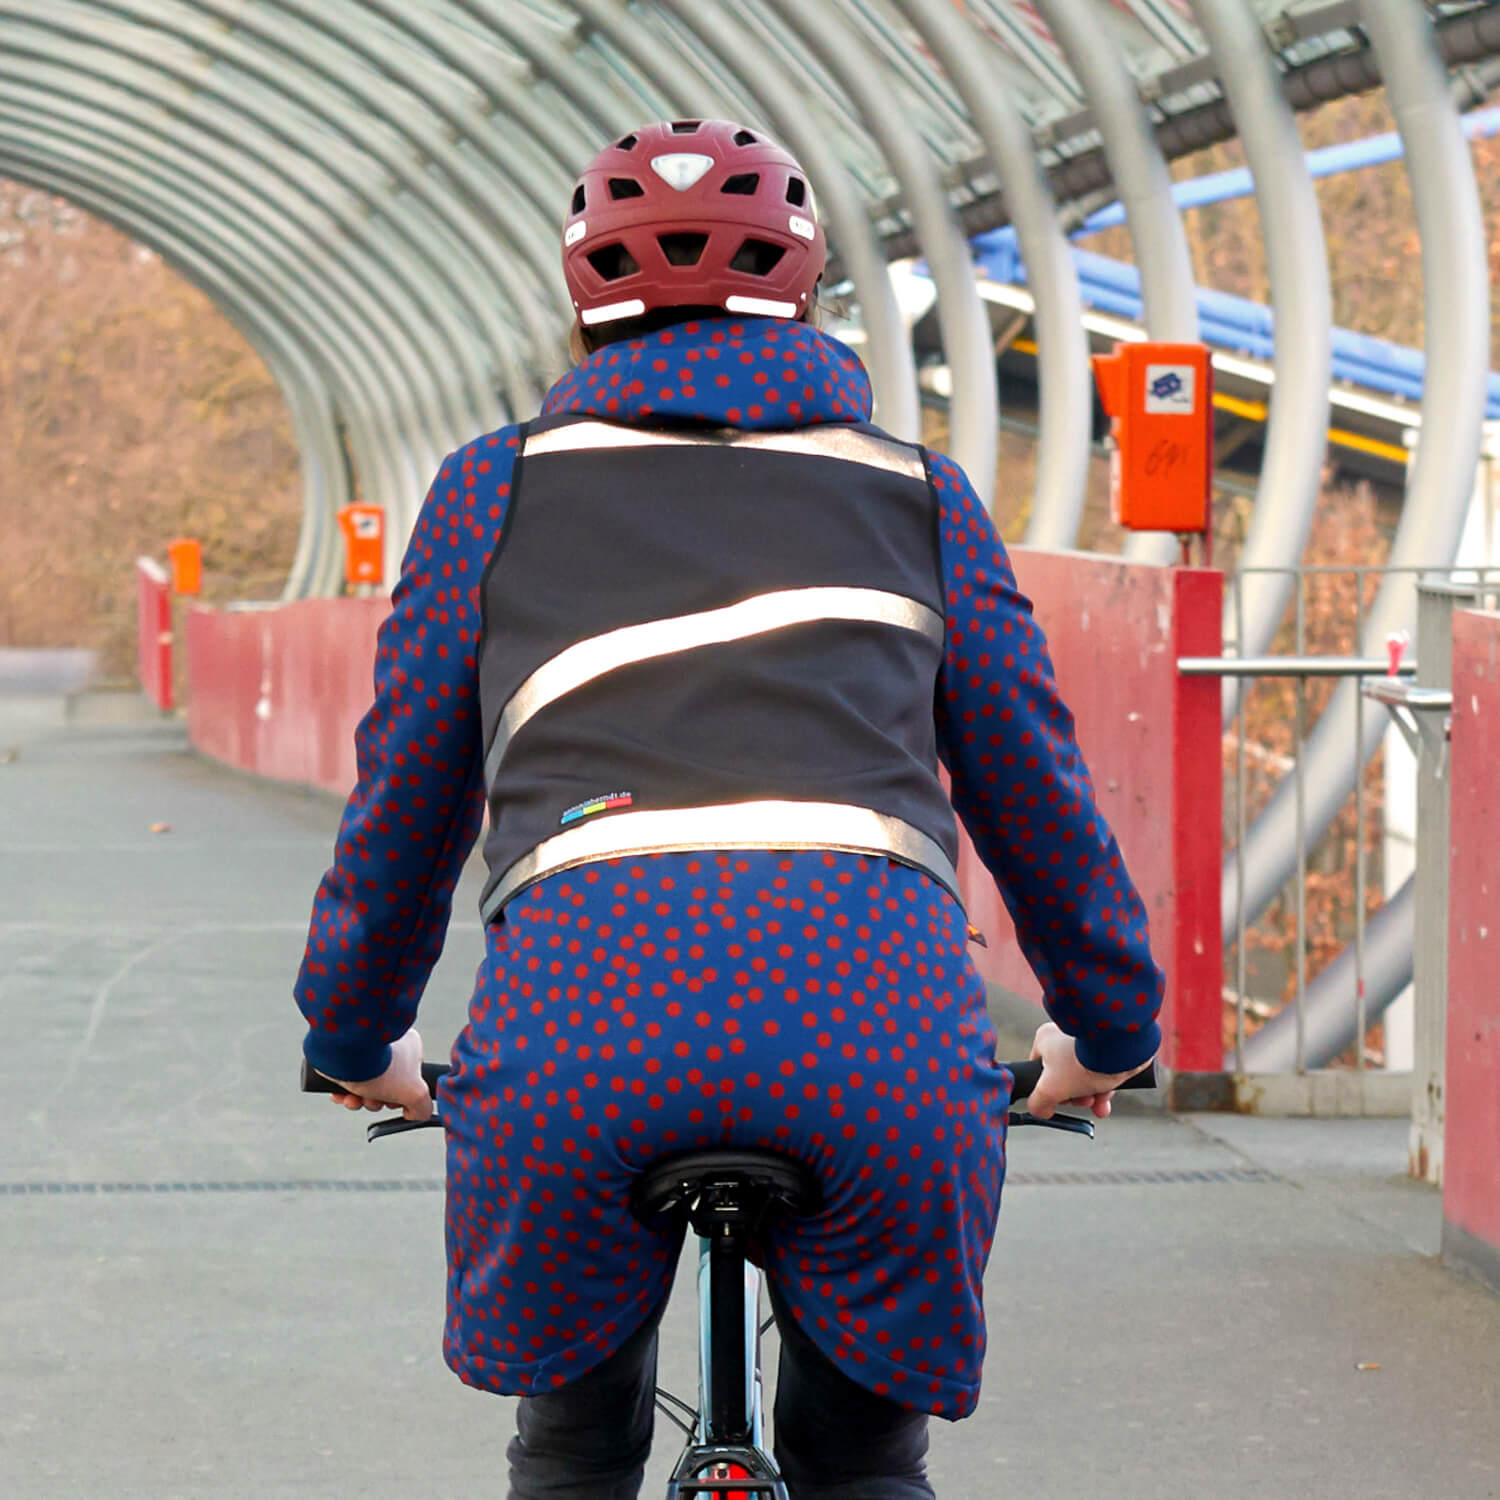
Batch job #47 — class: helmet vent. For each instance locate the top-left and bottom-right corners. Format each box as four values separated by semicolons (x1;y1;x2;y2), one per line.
607;177;645;200
671;120;701;134
658;231;709;266
785;177;806;207
570;184;586;214
733;129;757;146
586;243;642;281
729;238;786;276
721;173;760;196
615;133;638;151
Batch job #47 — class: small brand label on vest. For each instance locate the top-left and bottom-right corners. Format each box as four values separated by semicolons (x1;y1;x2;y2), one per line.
560;791;634;826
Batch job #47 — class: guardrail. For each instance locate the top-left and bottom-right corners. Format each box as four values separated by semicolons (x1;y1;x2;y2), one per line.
1182;652;1415;1088
1188;563;1498;1116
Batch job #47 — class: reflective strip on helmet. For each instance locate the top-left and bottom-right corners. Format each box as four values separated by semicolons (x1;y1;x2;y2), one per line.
521;420;926;479
481;801;961;921
484;586;943;783
724;294;800;318
580;298;647;325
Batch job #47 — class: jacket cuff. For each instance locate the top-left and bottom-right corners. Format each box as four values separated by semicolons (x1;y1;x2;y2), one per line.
1073;1020;1161;1078
302;1031;393;1087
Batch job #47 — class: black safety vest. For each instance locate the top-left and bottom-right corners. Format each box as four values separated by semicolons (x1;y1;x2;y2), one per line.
476;414;960;922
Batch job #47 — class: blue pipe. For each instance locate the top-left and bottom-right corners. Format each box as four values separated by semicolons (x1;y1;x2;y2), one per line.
968;236;1500;418
1077;105;1500;232
955;105;1500;418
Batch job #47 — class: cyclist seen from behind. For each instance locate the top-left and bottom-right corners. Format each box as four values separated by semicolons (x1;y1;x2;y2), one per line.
295;119;1163;1500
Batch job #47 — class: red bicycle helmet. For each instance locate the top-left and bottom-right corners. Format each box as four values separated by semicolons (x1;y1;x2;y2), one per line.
561;119;826;329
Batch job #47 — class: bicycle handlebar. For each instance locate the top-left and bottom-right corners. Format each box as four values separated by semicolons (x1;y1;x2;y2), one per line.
299;1058;449;1096
1003;1057;1157;1102
299;1055;1157;1103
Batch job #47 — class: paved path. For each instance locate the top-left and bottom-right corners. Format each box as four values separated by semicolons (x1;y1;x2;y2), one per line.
3;699;1498;1499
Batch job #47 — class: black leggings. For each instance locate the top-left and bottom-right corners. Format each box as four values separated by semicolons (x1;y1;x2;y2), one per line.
506;1289;934;1500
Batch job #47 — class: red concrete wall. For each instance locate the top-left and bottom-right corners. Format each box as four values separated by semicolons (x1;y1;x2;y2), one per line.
956;552;1223;1072
1445;607;1500;1265
186;598;388;797
136;558;173;712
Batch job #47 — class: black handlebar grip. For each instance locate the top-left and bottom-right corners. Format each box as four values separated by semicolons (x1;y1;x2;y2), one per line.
1004;1058;1043;1101
1004;1057;1157;1103
299;1057;450;1097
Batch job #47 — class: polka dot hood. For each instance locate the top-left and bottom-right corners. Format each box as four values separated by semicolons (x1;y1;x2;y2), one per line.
541;315;874;428
295;316;1165;1419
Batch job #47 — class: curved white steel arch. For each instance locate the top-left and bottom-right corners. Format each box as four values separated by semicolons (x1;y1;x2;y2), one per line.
1034;0;1199;570
767;0;1000;504
78;0;563;397
896;0;1091;545
1190;0;1333;713
0;23;496;563
0;72;471;455
0;10;510;430
5;0;1491;570
0;124;433;535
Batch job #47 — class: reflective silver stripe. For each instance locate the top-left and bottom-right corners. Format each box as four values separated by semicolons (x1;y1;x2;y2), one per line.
485;586;943;782
522;420;926;480
481;801;961;921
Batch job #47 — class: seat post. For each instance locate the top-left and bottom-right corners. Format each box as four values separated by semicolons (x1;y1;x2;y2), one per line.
631;1149;819;1500
705;1220;751;1446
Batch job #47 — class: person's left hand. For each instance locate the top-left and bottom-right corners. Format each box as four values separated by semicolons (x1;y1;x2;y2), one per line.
1026;1020;1150;1121
326;1029;433;1122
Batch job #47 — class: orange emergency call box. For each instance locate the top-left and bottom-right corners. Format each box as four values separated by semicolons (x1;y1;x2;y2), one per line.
336;503;385;588
166;537;202;595
1091;342;1214;534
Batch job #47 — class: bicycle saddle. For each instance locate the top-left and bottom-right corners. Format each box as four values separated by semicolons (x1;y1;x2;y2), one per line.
630;1149;823;1234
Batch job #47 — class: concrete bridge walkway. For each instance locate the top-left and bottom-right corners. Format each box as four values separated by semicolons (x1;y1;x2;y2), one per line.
2;694;1497;1500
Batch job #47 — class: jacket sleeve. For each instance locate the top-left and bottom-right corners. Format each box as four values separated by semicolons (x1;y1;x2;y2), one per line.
293;432;519;1082
928;449;1164;1075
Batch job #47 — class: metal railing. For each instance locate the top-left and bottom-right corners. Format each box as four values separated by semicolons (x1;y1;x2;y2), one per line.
1181;651;1414;1078
1180;563;1500;1111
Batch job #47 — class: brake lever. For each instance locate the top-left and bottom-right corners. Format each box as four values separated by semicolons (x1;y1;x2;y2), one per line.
367;1113;445;1143
1006;1110;1096;1139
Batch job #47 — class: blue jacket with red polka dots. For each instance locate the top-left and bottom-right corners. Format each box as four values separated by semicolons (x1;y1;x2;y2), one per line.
295;316;1165;1418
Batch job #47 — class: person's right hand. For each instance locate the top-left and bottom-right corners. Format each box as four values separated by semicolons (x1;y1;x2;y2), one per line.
1024;1020;1154;1120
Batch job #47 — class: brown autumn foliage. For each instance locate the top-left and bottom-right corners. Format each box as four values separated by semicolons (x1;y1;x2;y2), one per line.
0;182;301;677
